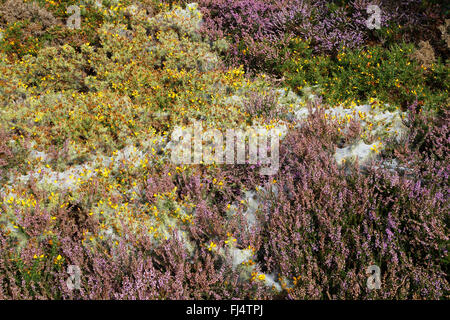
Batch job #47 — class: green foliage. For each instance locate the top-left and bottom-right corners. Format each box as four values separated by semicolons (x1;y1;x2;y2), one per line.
282;41;449;110
0;0;448;300
0;3;251;156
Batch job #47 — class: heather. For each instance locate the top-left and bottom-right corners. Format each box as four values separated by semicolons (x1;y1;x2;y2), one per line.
198;0;449;110
255;107;449;299
0;0;448;300
198;0;447;73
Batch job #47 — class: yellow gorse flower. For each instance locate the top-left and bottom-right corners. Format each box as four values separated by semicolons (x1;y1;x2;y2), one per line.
207;241;217;251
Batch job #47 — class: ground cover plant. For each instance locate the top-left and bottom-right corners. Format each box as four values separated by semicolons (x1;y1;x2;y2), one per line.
0;0;448;300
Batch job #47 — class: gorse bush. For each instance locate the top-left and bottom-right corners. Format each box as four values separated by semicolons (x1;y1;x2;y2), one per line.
0;126;30;184
0;0;448;300
282;41;449;110
0;5;258;154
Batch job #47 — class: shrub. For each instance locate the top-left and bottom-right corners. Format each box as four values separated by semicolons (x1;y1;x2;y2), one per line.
0;0;447;301
254;108;449;299
282;42;449;110
411;40;436;70
0;0;57;28
0;128;13;178
199;0;447;74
